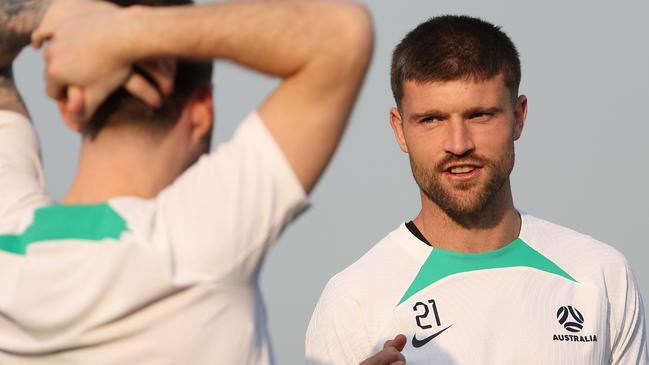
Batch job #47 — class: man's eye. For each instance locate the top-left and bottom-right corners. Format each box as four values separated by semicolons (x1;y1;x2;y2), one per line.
421;117;440;124
470;112;492;121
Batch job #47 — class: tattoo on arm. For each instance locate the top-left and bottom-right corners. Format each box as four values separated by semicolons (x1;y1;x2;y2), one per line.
0;0;50;116
0;0;50;66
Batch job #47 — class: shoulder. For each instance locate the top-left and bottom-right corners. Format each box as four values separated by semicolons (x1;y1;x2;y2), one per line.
0;111;50;227
521;214;628;262
307;225;424;360
319;224;428;308
520;214;632;282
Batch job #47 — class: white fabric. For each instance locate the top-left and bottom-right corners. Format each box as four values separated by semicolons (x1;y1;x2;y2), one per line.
305;215;648;365
0;111;51;230
0;111;308;365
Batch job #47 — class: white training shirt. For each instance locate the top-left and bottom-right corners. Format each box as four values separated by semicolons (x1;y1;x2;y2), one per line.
0;110;308;365
306;215;648;365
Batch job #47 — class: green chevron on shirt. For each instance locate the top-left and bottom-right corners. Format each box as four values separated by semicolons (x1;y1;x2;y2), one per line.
398;238;576;305
0;203;127;255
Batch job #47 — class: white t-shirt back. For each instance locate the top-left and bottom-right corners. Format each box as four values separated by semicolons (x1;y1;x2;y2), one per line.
0;110;308;365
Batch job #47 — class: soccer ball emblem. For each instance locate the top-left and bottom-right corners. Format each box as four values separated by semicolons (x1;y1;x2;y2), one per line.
556;306;584;333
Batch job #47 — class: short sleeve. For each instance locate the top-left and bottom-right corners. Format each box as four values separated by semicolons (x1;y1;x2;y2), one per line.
0;111;47;223
305;279;373;365
610;262;648;364
155;111;308;282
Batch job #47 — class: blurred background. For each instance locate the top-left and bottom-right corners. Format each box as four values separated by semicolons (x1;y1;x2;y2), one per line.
14;0;649;363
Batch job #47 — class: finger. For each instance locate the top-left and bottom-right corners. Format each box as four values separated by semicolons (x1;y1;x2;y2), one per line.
81;86;111;122
159;58;177;94
32;18;56;49
380;348;406;364
150;59;175;95
57;100;81;132
45;74;66;101
124;73;163;108
43;46;68;100
75;68;132;121
392;334;407;352
165;58;177;78
32;0;82;48
386;347;406;362
383;339;392;349
31;29;51;49
360;347;405;365
383;334;406;350
135;59;176;96
32;24;51;49
65;86;85;117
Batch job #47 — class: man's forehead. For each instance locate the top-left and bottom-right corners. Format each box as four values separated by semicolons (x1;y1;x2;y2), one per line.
401;75;510;114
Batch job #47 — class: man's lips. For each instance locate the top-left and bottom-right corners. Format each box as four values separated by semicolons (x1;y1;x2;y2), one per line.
448;165;476;174
442;164;483;180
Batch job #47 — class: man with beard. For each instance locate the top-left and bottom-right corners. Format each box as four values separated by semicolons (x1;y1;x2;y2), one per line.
305;15;647;365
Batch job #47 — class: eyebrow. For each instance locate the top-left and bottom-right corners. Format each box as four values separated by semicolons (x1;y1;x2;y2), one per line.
462;106;503;118
408;106;504;122
408;109;449;121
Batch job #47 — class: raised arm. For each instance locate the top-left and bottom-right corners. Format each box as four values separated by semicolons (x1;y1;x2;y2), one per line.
0;0;51;116
37;0;374;192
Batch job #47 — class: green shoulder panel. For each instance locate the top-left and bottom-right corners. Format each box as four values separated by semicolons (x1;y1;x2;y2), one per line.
398;238;576;305
0;203;127;255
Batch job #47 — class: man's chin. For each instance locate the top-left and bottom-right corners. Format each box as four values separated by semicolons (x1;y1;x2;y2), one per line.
444;200;485;218
424;187;490;218
441;175;485;191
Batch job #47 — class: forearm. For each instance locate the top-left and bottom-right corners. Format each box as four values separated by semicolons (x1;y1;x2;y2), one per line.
36;0;373;192
124;1;370;78
121;1;372;192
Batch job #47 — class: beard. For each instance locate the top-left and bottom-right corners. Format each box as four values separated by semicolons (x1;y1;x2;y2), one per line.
410;144;515;225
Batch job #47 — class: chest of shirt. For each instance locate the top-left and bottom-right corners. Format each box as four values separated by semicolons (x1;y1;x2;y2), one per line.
376;268;610;365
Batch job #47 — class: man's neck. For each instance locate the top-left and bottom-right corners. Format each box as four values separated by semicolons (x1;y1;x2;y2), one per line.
63;133;181;204
413;181;520;253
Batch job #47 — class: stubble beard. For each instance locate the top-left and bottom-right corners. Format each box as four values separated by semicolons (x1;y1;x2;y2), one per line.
410;144;515;226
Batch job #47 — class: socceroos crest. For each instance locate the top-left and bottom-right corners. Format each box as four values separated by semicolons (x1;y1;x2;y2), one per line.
552;305;597;343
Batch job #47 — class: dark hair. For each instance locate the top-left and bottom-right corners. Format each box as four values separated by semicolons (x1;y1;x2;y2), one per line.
83;0;213;139
390;15;520;107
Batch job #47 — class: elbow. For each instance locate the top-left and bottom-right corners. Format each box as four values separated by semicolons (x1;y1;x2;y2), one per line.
299;2;373;88
343;3;375;65
339;3;374;53
327;3;375;72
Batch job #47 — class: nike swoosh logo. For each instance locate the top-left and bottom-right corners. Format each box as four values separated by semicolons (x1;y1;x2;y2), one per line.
411;324;453;348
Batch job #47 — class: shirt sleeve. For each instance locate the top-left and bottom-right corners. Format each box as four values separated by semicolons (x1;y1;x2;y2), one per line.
610;261;648;365
155;111;308;283
305;278;374;365
0;111;47;223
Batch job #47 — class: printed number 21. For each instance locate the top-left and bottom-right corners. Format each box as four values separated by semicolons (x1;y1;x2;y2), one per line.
413;299;441;330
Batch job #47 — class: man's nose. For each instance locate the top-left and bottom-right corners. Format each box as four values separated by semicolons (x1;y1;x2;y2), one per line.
443;118;475;156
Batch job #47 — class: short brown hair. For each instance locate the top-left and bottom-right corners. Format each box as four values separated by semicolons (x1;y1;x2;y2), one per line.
390;15;520;107
84;0;213;139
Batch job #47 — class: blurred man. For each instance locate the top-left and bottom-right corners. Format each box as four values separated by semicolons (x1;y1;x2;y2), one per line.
306;15;647;364
0;0;372;363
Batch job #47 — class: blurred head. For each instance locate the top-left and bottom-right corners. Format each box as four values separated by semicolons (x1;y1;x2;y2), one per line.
389;16;527;224
79;0;214;158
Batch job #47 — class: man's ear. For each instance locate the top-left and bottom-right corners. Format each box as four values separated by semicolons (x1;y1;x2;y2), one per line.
57;101;82;132
390;107;409;153
513;95;528;141
186;84;214;144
